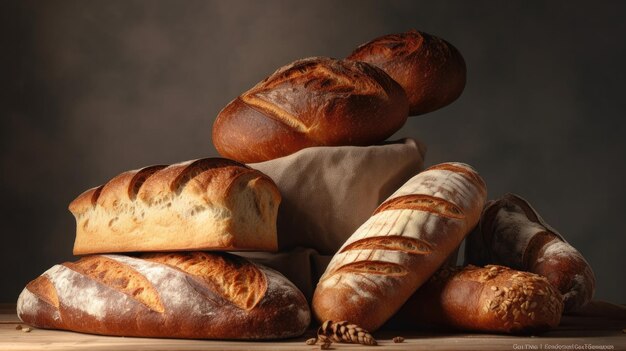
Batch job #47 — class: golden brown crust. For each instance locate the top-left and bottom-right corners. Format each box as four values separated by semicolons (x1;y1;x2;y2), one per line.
25;275;58;309
69;157;281;254
17;253;310;340
347;30;466;116
141;252;267;311
312;162;487;331
390;265;563;334
373;194;465;219
63;256;165;313
212;57;409;163
466;193;596;312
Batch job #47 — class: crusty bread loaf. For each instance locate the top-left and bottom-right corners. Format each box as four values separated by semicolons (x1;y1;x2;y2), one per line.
212;57;409;163
347;30;466;116
69;158;280;254
17;252;310;339
465;193;596;311
312;162;487;331
389;265;563;334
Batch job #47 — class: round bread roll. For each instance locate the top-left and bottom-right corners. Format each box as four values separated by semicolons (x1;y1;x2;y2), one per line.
212;57;409;163
389;265;564;334
347;30;466;116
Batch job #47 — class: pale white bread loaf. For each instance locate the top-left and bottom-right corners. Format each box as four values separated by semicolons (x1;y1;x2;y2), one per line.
465;193;596;311
16;252;310;339
312;162;487;331
69;158;281;254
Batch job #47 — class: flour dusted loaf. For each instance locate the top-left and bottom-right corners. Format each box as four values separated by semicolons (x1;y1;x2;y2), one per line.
347;30;466;116
17;252;310;339
213;57;409;163
390;265;563;334
465;193;596;311
312;162;487;331
69;158;280;254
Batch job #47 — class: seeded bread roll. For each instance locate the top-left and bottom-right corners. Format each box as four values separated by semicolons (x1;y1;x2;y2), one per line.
390;265;563;334
69;158;280;254
465;193;596;311
212;56;409;163
312;162;487;331
17;252;310;339
347;30;466;116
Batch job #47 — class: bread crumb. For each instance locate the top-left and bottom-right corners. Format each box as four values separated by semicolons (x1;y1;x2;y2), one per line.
305;337;317;345
393;336;405;343
15;325;22;330
22;327;31;333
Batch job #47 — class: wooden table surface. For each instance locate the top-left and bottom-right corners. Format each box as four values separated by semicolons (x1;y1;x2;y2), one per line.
2;303;625;351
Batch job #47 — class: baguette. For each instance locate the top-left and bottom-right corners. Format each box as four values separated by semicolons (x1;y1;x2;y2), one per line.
347;30;466;116
390;265;563;334
212;57;409;163
69;158;280;254
312;162;487;331
17;252;310;339
465;193;596;311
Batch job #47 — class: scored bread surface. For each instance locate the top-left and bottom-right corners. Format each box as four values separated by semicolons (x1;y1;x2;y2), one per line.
313;162;487;331
69;158;281;254
17;252;310;339
212;56;409;163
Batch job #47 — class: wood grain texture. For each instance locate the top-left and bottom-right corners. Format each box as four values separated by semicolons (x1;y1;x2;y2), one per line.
2;304;625;351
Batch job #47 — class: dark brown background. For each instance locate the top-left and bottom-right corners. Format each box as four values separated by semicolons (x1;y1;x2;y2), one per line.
2;1;625;304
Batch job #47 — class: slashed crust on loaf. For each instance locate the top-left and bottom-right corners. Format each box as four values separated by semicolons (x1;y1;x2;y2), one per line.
469;193;596;311
17;253;310;339
347;30;466;116
313;162;487;331
69;158;281;254
212;57;409;163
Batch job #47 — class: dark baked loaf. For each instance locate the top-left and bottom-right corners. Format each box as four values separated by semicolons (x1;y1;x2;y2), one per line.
212;56;409;163
347;30;466;116
465;193;596;312
389;265;563;334
17;252;310;339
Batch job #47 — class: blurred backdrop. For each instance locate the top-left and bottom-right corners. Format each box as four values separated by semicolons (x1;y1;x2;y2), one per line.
2;1;625;303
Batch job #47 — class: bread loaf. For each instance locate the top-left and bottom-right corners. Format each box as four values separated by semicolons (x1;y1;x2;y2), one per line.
212;57;409;163
69;158;280;255
347;30;466;116
389;265;563;334
312;162;487;331
465;193;596;311
17;252;310;339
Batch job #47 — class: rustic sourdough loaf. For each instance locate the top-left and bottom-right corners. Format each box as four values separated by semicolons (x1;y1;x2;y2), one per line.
17;252;310;339
212;56;409;163
312;162;487;331
70;158;280;254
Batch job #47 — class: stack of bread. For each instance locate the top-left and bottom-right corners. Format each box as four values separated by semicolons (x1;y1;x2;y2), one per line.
17;30;596;341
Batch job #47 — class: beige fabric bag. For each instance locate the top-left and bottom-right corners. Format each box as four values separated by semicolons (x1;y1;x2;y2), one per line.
240;138;426;300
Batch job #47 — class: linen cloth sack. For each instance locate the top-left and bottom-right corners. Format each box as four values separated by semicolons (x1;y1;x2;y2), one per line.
239;138;426;301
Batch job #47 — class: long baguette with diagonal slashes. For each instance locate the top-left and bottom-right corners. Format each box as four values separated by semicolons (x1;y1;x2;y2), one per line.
16;252;310;339
69;157;281;255
312;162;487;331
